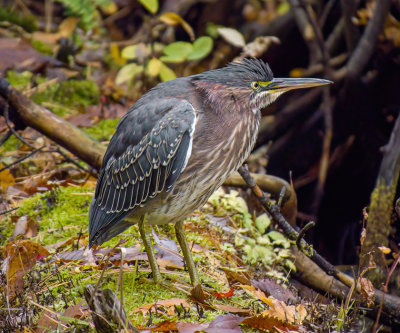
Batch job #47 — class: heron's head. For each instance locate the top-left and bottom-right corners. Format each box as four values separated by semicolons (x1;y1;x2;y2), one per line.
193;58;332;112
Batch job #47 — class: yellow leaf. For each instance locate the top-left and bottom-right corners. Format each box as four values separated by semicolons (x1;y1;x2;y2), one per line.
139;0;159;14
58;17;80;38
378;246;391;254
121;45;138;60
115;63;144;85
0;164;15;190
237;284;274;307
109;43;126;66
159;63;176;81
100;1;118;15
290;68;305;78
160;12;195;41
32;17;79;45
146;58;162;77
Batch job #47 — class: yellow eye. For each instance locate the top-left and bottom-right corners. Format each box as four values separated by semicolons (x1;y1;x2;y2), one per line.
251;81;260;90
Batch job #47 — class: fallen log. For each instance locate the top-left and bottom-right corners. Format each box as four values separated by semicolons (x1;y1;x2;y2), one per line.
0;77;106;169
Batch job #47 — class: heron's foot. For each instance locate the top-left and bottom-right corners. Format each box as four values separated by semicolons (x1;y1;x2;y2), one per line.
175;221;200;286
138;218;163;285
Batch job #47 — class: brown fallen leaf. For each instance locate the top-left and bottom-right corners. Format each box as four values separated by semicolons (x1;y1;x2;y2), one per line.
242;313;299;332
262;298;307;325
238;284;273;307
251;278;297;303
0;163;15;190
213;304;252;316
360;277;375;307
0;38;60;73
147;320;178;332
176;314;244;333
10;215;38;240
32;17;79;45
3;240;50;296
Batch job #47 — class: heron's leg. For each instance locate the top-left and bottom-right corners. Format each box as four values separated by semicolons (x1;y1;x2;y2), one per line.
138;218;162;283
175;221;199;286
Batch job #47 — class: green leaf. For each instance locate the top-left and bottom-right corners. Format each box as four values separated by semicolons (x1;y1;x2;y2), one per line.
138;0;159;14
121;45;137;60
159;63;176;81
187;36;213;60
160;41;193;63
267;231;287;242
255;214;271;234
115;63;143;85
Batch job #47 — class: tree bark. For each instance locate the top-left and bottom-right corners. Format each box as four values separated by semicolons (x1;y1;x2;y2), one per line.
360;114;400;285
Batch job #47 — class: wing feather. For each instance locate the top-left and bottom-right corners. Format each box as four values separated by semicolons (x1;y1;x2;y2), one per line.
89;99;196;246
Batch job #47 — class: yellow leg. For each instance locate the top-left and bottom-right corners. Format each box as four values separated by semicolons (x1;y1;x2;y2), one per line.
175;221;199;286
138;218;162;284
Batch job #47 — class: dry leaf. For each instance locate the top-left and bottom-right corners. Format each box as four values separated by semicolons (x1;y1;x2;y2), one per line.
217;27;246;48
238;284;273;307
242;313;298;332
3;240;50;296
10;216;38;240
252;278;297;303
0;164;15;190
378;246;391;254
160;12;195;41
32;17;79;45
262;298;307;325
360;277;375;307
213;304;251;316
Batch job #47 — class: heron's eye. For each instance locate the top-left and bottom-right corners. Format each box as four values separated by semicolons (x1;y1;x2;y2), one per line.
251;81;260;90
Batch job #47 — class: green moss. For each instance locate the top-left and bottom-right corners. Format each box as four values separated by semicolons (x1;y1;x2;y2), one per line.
0;135;22;153
0;7;37;32
17;186;92;245
83;118;120;141
32;79;100;117
6;70;33;91
31;39;53;56
12;185;141;247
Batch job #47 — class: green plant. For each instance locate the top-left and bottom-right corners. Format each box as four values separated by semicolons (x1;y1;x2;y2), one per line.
115;36;214;85
55;0;111;30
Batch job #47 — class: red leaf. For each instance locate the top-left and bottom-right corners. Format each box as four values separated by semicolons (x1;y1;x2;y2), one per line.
213;288;235;298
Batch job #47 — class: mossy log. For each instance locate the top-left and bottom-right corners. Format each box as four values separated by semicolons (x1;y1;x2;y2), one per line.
360;114;400;285
0;77;106;169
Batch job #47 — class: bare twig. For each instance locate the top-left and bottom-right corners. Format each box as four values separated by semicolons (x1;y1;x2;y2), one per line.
4;105;35;150
0;146;45;173
238;164;400;324
340;0;360;52
0;130;12;146
298;0;330;65
289;0;322;63
373;251;400;332
0;207;18;216
238;164;338;275
346;0;392;80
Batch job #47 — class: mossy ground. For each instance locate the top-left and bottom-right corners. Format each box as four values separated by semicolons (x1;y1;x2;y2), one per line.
82;118;120;141
2;185;295;330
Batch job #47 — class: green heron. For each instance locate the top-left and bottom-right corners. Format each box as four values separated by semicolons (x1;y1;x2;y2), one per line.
89;58;331;286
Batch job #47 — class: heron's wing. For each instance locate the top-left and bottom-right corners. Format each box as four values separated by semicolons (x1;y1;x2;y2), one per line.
89;99;196;246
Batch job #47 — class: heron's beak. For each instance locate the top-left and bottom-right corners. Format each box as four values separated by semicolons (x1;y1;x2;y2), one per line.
267;77;332;92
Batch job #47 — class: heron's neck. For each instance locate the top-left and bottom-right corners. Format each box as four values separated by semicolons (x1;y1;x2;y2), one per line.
193;81;250;117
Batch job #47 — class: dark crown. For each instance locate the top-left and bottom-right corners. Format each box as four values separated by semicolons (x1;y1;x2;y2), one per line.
192;58;274;86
